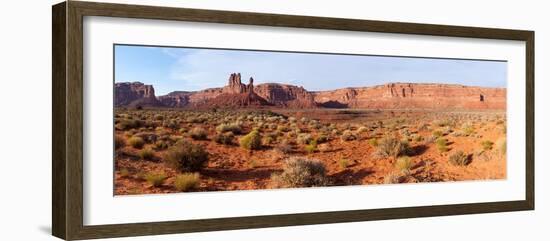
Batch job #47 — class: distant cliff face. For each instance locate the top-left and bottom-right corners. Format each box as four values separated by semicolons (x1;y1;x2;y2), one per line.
114;82;161;107
115;76;506;110
313;83;506;110
254;83;317;108
157;91;192;108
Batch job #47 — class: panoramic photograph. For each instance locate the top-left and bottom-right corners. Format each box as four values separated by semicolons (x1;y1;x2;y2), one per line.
113;44;507;195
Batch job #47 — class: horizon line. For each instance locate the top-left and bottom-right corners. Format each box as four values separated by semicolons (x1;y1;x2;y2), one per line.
115;79;507;96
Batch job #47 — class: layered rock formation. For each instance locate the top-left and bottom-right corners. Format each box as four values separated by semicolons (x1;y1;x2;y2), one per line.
254;83;317;108
157;91;192;108
195;73;271;108
313;83;506;110
114;82;161;107
115;75;506;110
223;73;254;94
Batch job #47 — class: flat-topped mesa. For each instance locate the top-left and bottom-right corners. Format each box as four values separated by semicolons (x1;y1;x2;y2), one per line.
225;72;255;94
114;78;505;110
314;82;506;110
254;83;317;108
114;81;161;107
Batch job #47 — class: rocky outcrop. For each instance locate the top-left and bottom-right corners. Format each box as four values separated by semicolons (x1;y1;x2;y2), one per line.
223;73;255;94
313;83;506;110
157;91;192;108
254;83;317;108
115;77;506;110
194;73;271;108
114;82;161;107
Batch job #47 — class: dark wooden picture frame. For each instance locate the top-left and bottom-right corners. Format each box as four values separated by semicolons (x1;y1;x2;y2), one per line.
52;1;534;240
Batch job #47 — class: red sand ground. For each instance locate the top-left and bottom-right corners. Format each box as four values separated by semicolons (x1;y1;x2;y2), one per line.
114;109;506;195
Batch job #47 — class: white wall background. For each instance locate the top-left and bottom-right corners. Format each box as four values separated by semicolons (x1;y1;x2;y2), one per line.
0;0;547;240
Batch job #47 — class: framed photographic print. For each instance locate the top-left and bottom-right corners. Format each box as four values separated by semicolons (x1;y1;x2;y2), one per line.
52;1;534;240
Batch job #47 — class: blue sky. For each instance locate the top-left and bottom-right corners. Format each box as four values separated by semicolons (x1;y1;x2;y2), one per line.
115;45;507;96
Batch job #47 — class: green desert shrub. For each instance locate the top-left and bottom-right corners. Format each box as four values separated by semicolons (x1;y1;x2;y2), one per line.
189;127;208;140
240;130;262;150
368;138;379;147
144;172;167;187
174;173;200;192
271;158;329;188
304;140;317;154
448;150;470;166
213;132;234;145
163;141;208;172
127;136;145;149
496;138;507;155
432;130;443;138
119;168;130;178
435;137;448;152
481;140;494;151
138;147;155;160
395;156;413;173
341;130;357;141
339;159;350;169
435;137;447;146
114;135;125;149
375;136;410;158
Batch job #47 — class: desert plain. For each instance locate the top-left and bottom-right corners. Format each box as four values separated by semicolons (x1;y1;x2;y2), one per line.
114;73;506;195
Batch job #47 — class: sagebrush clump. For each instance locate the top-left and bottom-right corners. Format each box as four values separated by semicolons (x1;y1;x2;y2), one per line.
481;140;494;151
341;130;357;141
163;141;208;172
296;133;313;145
216;122;242;134
449;150;470;166
276;140;293;154
174;173;200;192
271;158;329;188
395;156;413;173
213;132;234;145
138;147;155;160
374;136;410;158
368;138;378;147
144;172;167;187
127;136;145;149
115;135;125;149
189;127;208;140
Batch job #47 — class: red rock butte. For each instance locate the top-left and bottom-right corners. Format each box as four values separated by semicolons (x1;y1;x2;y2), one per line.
115;73;506;110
